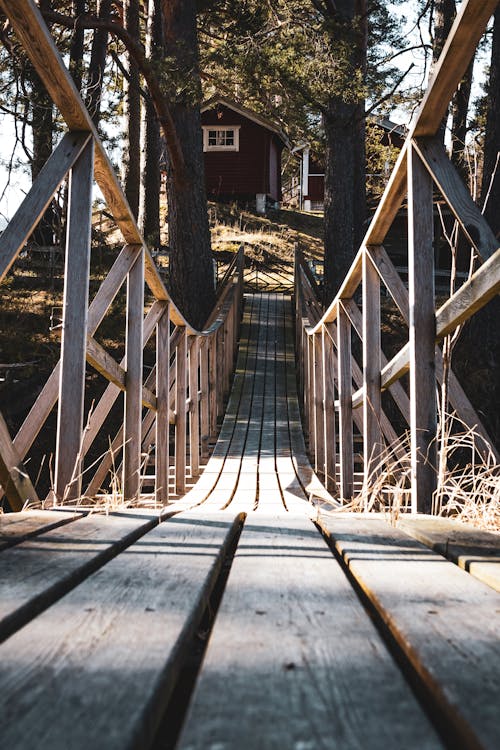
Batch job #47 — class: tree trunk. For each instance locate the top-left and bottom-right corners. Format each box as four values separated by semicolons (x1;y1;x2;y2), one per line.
139;0;162;249
69;0;85;92
161;0;215;329
450;59;473;185
322;0;367;302
86;0;112;126
323;100;366;301
122;0;141;218
432;0;456;141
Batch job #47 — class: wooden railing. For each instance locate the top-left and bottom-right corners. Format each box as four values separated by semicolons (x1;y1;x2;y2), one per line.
0;0;243;510
295;0;500;513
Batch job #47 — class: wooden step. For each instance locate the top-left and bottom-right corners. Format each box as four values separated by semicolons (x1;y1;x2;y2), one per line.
176;513;443;750
0;509;81;551
317;513;500;750
397;515;500;592
0;511;159;642
0;511;242;750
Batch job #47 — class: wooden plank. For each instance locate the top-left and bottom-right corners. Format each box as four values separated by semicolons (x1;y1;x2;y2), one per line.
313;332;324;474
208;333;217;440
156;304;170;504
397;515;500;593
177;514;442;750
0;413;39;511
83;301;163;461
85;336;156;410
343;297;410;425
436;248;500;340
123;252;144;502
10;244;141;468
175;329;187;495
362;251;382;492
0;512;241;749
189;336;200;477
367;246;497;458
318;514;500;750
0;132;91;281
414;0;499;138
408;144;436;514
414;136;499;262
199;338;210;458
322;324;336;491
0;512;158;643
0;510;81;551
337;302;353;499
54;139;93;502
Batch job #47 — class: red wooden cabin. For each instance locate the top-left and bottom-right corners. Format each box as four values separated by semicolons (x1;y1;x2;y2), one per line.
201;96;288;211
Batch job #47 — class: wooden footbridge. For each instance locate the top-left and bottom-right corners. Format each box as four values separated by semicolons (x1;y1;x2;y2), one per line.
0;1;499;748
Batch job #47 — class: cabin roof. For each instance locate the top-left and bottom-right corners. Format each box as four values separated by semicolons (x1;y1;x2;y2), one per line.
201;95;290;148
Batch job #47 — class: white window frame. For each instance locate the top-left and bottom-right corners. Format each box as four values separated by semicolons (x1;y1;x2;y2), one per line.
203;125;240;152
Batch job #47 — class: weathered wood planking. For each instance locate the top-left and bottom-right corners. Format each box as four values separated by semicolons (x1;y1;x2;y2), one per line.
54;139;94;501
0;510;81;551
0;412;39;511
0;132;91;281
0;512;242;750
0;512;159;643
318;514;500;750
177;514;443;750
397;515;500;593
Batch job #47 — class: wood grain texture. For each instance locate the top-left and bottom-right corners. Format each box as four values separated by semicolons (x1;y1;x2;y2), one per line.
0;413;39;511
397;515;500;593
407;145;436;513
362;251;382;491
175;329;187;495
318;514;500;750
156;304;170;504
337;303;353;499
189;337;200;478
414;136;499;261
54;140;93;502
0;512;158;643
0;132;91;281
123;253;144;502
177;514;442;750
0;512;241;750
0;510;81;551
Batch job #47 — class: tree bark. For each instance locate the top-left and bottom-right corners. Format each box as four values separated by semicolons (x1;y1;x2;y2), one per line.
122;0;141;218
322;0;367;302
86;0;112;126
450;59;473;185
432;0;456;142
161;0;215;328
139;0;162;249
69;0;85;92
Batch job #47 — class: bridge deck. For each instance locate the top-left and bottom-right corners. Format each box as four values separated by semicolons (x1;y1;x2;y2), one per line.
0;294;498;749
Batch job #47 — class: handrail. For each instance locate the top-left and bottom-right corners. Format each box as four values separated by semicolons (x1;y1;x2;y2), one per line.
295;0;500;514
0;0;244;509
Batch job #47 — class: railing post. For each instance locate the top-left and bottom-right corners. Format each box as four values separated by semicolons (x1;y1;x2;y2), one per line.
189;336;200;477
307;334;314;455
175;327;187;496
54;137;93;502
314;332;325;476
408;143;436;514
322;323;337;492
155;302;170;504
208;333;218;440
200;338;210;459
123;250;144;503
337;301;353;500
362;249;382;501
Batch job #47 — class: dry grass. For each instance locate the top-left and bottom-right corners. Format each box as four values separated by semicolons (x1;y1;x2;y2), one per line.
329;414;500;532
